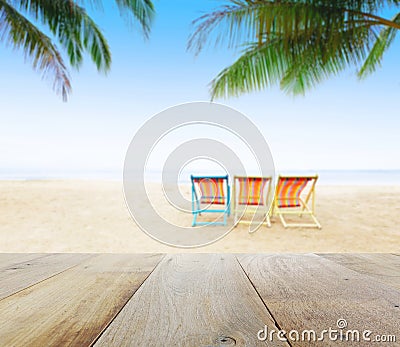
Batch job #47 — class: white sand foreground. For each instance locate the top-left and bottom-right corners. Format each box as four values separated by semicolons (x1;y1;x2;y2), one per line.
0;180;399;253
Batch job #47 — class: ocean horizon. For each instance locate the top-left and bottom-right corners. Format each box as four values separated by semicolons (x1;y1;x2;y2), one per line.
1;169;400;185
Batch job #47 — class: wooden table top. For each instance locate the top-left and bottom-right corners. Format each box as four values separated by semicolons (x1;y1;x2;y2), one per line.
0;253;399;346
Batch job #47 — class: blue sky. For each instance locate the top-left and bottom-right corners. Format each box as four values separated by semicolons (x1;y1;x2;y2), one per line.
1;0;400;177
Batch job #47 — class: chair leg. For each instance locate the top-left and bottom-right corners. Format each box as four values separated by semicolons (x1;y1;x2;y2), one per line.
301;202;321;229
279;214;288;228
266;214;271;228
233;209;238;227
277;210;321;229
192;212;198;227
311;214;322;229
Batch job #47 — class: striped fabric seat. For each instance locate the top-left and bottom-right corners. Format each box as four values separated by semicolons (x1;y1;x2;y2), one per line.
272;175;321;229
276;177;311;208
191;175;231;227
193;177;226;205
233;176;272;229
237;177;268;206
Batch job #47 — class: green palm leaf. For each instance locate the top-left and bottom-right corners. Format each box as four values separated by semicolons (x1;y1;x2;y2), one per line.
359;12;400;77
189;0;394;51
0;0;71;100
113;0;155;37
190;0;400;98
11;0;111;70
1;0;155;101
77;0;155;37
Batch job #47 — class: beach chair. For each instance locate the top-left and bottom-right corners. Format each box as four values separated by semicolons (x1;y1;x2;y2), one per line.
272;175;321;228
191;175;230;226
233;176;273;229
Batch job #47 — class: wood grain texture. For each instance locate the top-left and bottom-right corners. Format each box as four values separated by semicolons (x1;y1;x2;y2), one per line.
95;254;289;347
0;253;92;300
0;254;163;347
0;253;46;269
238;254;400;346
318;253;400;290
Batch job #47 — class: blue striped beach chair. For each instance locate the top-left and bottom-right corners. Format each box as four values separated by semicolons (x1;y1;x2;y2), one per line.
191;175;230;226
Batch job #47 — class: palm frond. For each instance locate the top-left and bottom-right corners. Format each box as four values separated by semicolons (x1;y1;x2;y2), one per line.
9;0;111;71
1;0;156;101
358;12;400;78
210;40;290;99
210;20;375;97
0;0;71;100
188;0;394;54
280;24;372;93
114;0;155;37
76;0;155;37
191;0;400;98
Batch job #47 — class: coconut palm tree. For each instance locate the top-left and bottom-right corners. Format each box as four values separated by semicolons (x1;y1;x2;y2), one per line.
0;0;154;100
189;0;400;99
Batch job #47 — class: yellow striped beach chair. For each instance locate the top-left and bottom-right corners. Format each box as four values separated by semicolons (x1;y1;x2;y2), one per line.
272;175;321;228
233;176;272;229
191;175;230;226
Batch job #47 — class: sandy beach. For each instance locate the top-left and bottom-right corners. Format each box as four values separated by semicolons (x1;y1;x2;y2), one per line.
0;180;399;253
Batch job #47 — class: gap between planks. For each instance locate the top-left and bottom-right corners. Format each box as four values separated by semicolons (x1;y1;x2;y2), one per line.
89;254;166;346
0;254;164;347
94;254;289;347
237;254;400;347
235;255;295;347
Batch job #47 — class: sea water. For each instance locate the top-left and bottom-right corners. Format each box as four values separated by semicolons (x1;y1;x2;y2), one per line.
1;168;400;185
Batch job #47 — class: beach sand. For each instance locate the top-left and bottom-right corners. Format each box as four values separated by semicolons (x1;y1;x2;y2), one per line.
0;180;399;253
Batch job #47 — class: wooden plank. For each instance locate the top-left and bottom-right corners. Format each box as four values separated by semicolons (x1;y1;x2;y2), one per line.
238;254;400;347
0;254;163;347
318;253;400;290
95;254;289;347
0;253;46;269
0;253;92;300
